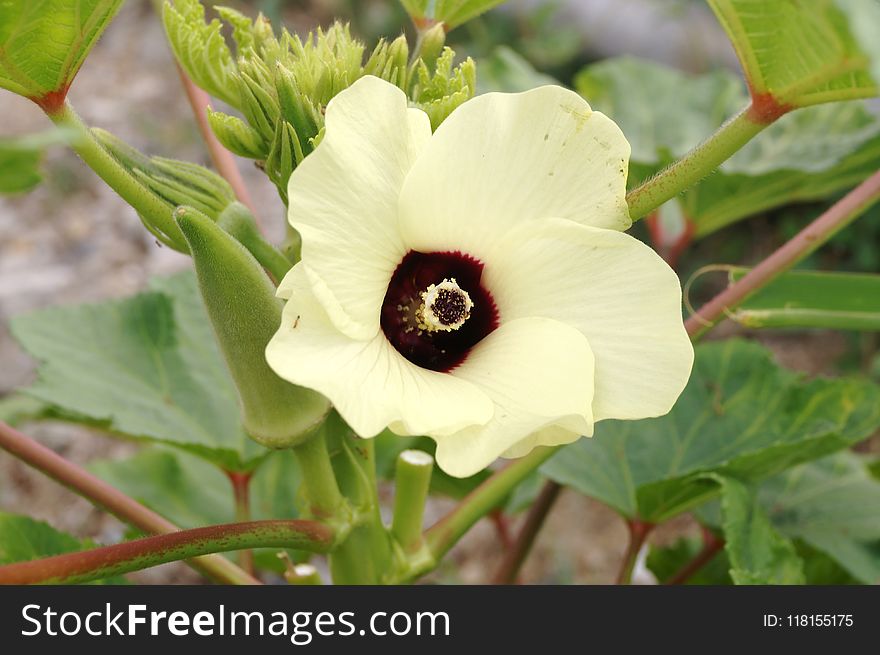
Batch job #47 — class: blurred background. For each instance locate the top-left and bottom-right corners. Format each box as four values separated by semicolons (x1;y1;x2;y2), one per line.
1;0;878;583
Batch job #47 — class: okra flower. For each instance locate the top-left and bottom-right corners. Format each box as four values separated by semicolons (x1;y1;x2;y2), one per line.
267;76;693;477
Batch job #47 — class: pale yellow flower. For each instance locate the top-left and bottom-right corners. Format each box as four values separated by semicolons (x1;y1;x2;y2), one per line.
267;76;693;477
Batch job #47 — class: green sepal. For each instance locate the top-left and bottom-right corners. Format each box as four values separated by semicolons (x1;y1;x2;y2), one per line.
206;109;268;159
236;65;280;142
364;36;411;90
274;64;320;158
416;23;447;68
266;121;304;203
175;206;331;449
411;48;477;130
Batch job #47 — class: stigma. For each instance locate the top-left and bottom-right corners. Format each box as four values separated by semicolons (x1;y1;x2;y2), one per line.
417;278;474;332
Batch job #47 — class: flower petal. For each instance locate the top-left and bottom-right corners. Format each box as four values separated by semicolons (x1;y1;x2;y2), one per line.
398;85;631;261
433;317;595;478
267;265;494;438
287;76;432;340
484;218;694;423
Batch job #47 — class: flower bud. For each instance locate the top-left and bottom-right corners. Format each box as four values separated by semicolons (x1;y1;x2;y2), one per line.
236;63;280;142
274;64;319;157
207;109;268;159
266;121;304;203
417;23;447;68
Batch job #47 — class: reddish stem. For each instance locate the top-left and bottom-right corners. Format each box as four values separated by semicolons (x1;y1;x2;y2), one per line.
226;471;254;575
645;211;695;268
492;480;563;584
490;510;513;549
616;519;654;585
0;519;334;585
686;168;880;339
0;420;259;584
666;528;725;585
174;63;262;230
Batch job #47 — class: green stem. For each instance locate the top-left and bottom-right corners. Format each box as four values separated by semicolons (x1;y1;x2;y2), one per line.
329;437;393;584
625;104;766;221
424;447;558;561
0;520;335;585
48;101;186;251
293;431;345;520
0;420;258;585
390;450;434;553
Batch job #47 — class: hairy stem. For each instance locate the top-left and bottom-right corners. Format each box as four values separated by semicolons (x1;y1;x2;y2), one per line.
0;421;258;585
174;63;261;229
48;101;187;251
490;510;513;549
293;431;345;519
0;520;335;585
493;480;562;584
616;519;653;585
625;104;766;221
424;447;558;561
329;437;393;584
686;168;880;339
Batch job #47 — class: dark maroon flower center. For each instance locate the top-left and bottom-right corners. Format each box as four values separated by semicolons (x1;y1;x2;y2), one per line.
380;251;499;372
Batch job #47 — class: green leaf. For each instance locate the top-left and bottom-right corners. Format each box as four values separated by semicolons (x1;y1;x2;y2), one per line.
0;129;75;194
11;271;266;471
90;447;301;527
542;339;880;523
713;475;805;584
0;0;124;111
759;452;880;584
476;46;559;94
90;449;231;527
162;0;239;107
727;268;880;330
836;0;880;87
796;542;862;584
434;0;508;30
646;537;732;585
575;57;880;237
0;394;53;426
0;513;125;584
576;57;745;178
400;0;429;21
708;0;879;108
684;103;880;236
401;0;507;29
